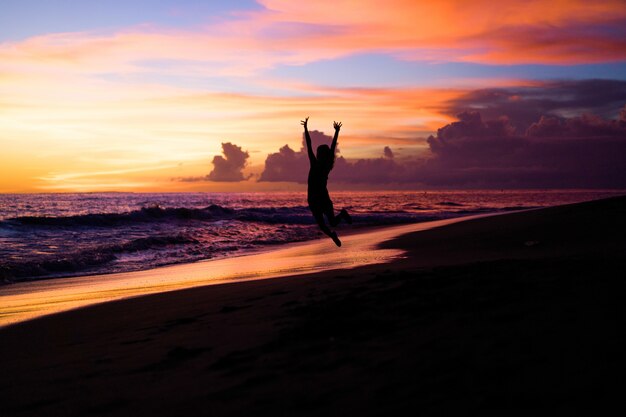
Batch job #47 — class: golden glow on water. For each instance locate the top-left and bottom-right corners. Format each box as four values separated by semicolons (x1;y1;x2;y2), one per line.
0;216;486;327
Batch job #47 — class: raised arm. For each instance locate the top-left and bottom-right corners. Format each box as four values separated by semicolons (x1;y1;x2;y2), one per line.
301;117;315;163
330;121;342;155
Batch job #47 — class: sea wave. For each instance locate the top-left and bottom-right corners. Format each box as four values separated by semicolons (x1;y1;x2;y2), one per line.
0;233;200;281
1;203;441;230
3;204;235;227
0;208;442;282
437;201;465;207
3;188;595;283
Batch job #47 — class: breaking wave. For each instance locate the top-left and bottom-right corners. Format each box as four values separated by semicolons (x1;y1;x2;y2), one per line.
3;189;617;283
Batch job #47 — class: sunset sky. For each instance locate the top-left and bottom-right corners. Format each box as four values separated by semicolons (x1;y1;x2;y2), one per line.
2;0;626;192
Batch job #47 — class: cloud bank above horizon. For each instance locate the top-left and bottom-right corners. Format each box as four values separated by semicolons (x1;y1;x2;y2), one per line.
237;99;626;188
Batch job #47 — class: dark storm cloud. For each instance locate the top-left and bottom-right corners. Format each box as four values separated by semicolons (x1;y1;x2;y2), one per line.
526;111;626;137
418;109;626;188
444;79;626;132
260;104;626;188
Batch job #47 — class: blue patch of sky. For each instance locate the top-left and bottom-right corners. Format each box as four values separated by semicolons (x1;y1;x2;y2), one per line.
97;70;305;97
0;0;261;41
269;54;626;87
96;53;626;97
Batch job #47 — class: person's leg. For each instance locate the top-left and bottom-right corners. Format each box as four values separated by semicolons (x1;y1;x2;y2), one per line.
334;208;352;225
312;209;333;236
325;200;352;227
312;207;342;247
324;199;338;226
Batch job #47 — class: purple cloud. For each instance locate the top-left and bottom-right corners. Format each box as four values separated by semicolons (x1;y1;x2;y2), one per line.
259;105;626;188
445;79;626;132
259;129;406;184
207;142;251;182
175;142;251;182
419;108;626;188
259;130;335;183
526;112;626;137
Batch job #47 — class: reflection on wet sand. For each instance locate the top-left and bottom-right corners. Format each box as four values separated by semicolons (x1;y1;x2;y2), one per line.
0;215;489;327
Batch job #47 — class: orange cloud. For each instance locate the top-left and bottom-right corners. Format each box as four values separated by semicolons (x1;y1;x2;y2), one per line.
1;0;623;80
255;0;626;64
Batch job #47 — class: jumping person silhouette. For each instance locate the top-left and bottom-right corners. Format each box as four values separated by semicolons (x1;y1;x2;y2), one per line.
301;117;352;246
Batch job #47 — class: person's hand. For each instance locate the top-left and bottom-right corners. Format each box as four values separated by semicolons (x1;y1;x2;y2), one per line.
301;117;309;129
333;121;342;131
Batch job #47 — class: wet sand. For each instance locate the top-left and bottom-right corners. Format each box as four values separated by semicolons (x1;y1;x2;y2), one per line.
0;214;492;327
1;196;625;416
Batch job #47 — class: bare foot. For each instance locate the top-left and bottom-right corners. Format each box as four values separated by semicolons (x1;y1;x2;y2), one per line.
330;231;342;247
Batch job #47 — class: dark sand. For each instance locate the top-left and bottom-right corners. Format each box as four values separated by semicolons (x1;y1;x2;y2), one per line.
1;196;625;416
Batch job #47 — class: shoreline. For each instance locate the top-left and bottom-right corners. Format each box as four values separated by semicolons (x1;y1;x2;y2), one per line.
4;189;623;287
1;196;624;415
0;212;501;328
0;207;516;286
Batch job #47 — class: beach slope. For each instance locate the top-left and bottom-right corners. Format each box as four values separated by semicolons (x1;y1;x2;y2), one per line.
1;196;625;416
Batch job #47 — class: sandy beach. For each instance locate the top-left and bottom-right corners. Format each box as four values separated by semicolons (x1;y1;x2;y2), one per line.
1;196;625;416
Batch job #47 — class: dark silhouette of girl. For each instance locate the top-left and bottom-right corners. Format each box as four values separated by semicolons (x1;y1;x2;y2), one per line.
301;117;352;246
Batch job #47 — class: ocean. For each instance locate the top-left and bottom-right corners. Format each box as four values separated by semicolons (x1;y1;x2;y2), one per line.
0;190;622;283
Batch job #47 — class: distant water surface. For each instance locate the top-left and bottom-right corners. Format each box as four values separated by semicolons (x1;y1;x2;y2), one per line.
0;190;622;282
